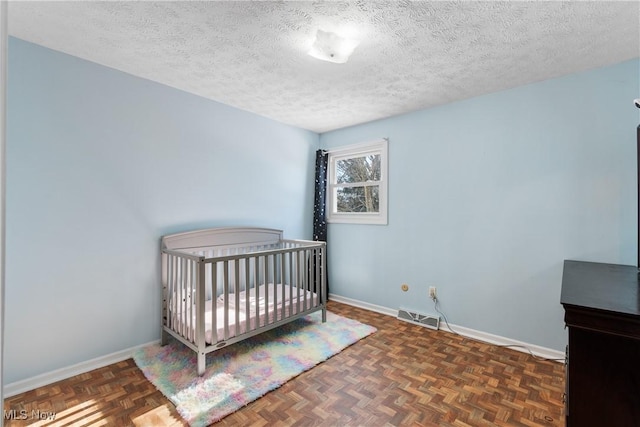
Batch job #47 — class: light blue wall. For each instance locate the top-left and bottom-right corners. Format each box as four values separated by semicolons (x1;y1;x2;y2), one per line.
6;38;319;383
321;59;640;352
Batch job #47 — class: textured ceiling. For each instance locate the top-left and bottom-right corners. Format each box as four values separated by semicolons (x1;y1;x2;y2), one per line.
8;1;640;133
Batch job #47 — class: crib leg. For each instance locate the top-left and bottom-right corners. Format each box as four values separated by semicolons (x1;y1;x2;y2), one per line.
160;329;169;346
322;306;327;323
197;352;206;376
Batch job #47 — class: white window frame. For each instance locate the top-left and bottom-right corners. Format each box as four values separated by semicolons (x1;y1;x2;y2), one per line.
326;138;388;225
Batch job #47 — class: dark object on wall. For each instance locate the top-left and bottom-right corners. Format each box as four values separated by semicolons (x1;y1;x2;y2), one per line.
313;150;328;242
313;150;329;293
561;260;640;426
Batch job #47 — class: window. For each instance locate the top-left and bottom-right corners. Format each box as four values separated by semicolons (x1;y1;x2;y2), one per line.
326;139;388;224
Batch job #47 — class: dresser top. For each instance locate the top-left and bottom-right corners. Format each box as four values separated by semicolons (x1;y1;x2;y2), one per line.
561;260;640;317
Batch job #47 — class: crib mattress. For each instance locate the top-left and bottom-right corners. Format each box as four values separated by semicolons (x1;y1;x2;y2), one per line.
172;283;318;344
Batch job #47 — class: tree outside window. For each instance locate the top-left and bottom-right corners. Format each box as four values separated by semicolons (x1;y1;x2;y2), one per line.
326;139;388;225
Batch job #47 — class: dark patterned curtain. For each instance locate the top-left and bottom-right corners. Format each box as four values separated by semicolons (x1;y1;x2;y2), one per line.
313;150;328;242
313;150;329;294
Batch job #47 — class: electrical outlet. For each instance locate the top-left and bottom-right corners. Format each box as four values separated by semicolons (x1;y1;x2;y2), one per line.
429;286;437;300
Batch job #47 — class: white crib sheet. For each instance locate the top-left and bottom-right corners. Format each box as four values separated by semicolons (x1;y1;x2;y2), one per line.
218;282;315;308
173;283;318;344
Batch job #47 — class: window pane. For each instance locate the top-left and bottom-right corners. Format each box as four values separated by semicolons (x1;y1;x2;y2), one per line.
336;154;381;184
336;186;379;213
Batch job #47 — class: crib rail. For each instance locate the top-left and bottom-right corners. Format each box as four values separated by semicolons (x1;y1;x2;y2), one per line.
161;236;326;373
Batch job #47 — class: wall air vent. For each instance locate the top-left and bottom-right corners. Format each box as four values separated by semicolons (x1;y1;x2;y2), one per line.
397;308;440;330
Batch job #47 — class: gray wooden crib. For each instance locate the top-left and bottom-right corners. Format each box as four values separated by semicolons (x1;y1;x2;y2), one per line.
160;227;327;375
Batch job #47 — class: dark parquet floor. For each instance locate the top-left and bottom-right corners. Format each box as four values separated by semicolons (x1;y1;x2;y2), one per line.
4;301;565;426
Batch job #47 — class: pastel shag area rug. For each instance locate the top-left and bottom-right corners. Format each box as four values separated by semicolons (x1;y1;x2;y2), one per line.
133;311;376;426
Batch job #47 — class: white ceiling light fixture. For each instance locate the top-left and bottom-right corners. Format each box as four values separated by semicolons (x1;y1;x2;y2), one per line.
308;29;360;64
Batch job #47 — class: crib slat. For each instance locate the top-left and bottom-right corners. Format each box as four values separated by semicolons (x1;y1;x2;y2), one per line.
295;249;300;312
223;260;229;340
321;244;326;311
297;248;302;312
313;248;318;307
175;255;181;330
170;255;176;331
262;255;268;325
196;260;205;353
234;258;240;334
292;249;298;313
255;256;260;329
179;257;185;338
180;257;186;338
244;257;250;333
303;249;314;306
307;249;312;309
298;249;302;309
171;257;178;330
192;259;197;340
272;253;278;322
185;259;190;340
308;249;313;308
308;249;312;310
189;258;194;340
184;258;189;340
167;254;174;331
286;252;300;316
295;249;300;310
211;262;217;343
280;252;285;321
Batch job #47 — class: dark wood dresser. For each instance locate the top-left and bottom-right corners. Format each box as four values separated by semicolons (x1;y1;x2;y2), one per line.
561;260;640;427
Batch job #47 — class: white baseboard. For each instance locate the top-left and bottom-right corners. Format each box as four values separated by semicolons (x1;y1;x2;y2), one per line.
329;293;398;317
4;340;159;397
328;293;565;362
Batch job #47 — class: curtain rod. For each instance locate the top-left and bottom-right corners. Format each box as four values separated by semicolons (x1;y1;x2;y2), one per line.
320;137;388;155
